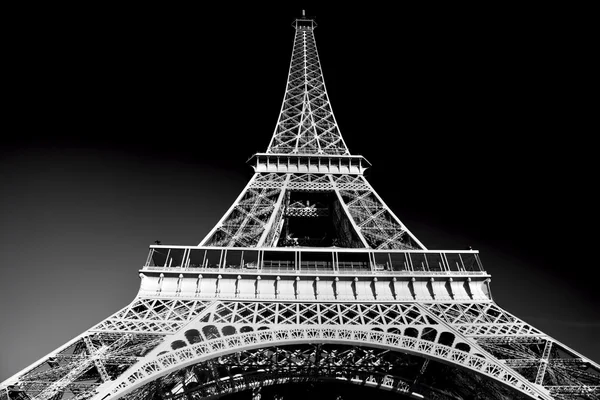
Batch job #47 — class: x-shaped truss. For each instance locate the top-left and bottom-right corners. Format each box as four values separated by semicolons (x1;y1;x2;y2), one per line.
202;175;283;247
8;333;163;400
267;26;348;155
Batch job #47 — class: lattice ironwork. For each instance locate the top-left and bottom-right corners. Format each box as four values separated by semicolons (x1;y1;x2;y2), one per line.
2;297;599;399
332;175;422;250
93;299;211;334
425;302;544;337
267;24;349;155
2;333;163;400
478;337;600;398
119;345;423;400
101;326;548;399
202;174;284;247
205;301;439;328
2;12;598;400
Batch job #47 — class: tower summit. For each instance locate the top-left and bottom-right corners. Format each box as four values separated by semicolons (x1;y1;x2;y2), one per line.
1;12;598;400
293;9;316;30
201;10;425;251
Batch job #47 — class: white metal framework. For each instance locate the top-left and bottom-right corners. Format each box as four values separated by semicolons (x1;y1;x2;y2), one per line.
266;19;349;155
200;173;424;250
2;13;598;400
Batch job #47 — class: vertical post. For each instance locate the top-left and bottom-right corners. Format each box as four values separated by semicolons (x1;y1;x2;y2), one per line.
535;341;553;385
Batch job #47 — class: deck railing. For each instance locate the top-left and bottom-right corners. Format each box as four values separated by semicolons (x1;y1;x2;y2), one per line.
143;246;485;275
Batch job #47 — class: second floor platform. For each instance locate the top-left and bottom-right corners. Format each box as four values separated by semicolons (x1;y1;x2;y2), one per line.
144;245;486;277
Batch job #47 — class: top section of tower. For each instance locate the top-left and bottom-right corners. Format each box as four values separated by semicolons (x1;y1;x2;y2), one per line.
201;13;425;250
265;11;350;156
293;10;317;30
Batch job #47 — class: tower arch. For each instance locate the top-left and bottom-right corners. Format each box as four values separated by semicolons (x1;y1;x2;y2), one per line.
103;326;544;400
1;10;597;400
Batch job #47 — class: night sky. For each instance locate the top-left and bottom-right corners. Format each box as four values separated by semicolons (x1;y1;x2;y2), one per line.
1;4;597;383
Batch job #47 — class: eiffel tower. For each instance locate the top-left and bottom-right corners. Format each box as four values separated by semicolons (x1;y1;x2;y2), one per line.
2;11;598;400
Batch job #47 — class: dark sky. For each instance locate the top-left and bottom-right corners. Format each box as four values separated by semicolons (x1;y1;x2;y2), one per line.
1;4;597;382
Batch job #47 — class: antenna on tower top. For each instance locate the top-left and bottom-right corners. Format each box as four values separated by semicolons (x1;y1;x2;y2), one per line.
293;9;316;29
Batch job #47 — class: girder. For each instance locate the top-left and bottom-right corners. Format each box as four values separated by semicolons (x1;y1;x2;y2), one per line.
3;297;599;399
202;171;424;250
267;24;348;156
124;345;420;400
106;340;552;400
2;12;598;400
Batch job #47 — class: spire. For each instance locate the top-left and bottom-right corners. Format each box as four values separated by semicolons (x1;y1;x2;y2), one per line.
293;9;316;30
267;12;349;155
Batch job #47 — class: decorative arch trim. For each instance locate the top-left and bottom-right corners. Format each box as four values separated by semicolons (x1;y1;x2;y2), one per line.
102;327;550;400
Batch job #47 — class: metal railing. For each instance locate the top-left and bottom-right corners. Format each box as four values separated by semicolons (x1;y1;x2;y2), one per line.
143;246;485;275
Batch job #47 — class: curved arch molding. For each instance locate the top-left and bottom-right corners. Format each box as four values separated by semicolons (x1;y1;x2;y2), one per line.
101;326;551;400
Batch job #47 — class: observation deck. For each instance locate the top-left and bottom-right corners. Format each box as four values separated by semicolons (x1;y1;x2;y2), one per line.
247;153;371;175
139;246;492;303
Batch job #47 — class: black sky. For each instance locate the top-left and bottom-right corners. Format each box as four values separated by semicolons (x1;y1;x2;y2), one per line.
1;4;598;382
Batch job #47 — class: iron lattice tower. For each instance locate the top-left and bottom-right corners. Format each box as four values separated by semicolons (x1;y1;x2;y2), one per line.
2;13;598;400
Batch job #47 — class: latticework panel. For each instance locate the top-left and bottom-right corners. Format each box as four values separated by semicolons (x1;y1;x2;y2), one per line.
207;301;438;328
248;173;288;189
104;326;546;399
287;173;333;191
5;297;597;400
267;26;348;155
2;333;163;400
93;299;211;334
202;175;283;247
425;303;543;337
332;174;371;191
479;338;600;399
426;303;600;399
333;175;422;250
119;344;536;400
338;189;412;249
203;173;424;250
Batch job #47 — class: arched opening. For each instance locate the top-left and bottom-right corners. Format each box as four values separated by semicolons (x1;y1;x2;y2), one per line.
405;327;418;338
438;331;455;347
222;325;237;336
171;340;187;350
421;327;437;342
257;326;270;331
371;327;383;332
124;342;535;400
240;326;254;333
202;325;220;340
185;329;202;344
387;327;401;335
455;342;471;353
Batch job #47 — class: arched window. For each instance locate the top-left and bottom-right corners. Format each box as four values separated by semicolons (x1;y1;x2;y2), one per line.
185;329;202;344
405;328;419;338
455;342;471;353
240;326;254;333
438;332;455;347
222;326;237;336
202;325;221;340
171;340;187;350
421;327;437;342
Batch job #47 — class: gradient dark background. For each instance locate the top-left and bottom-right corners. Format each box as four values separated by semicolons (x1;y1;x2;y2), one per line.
1;4;597;382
